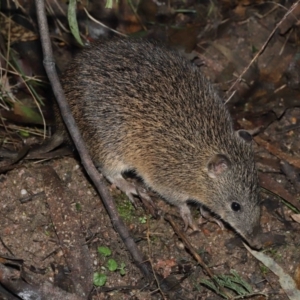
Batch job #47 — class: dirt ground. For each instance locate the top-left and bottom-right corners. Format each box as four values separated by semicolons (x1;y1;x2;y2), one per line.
1;0;300;299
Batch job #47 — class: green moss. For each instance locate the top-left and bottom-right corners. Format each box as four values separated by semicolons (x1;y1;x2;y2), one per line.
116;197;135;221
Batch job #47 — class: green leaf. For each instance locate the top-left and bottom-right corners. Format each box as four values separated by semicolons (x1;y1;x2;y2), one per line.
139;216;147;224
105;0;114;8
75;203;81;212
97;246;111;257
19;129;30;137
119;262;126;275
230;269;252;293
93;272;107;287
201;270;255;299
68;0;83;46
200;279;228;299
13;102;43;124
120;269;126;275
252;45;258;53
107;258;118;272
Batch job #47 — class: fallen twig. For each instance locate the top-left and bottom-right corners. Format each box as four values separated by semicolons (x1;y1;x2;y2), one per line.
35;0;152;291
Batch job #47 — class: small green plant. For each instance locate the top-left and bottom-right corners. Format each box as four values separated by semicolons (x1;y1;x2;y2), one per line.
264;247;282;260
119;262;126;276
200;269;253;299
139;216;147;224
260;264;269;275
98;246;112;257
252;45;258;53
93;272;107;287
75;203;82;212
117;199;135;221
94;246;127;286
107;259;118;271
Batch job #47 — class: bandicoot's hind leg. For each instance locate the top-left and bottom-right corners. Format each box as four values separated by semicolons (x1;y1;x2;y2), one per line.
104;170;157;216
106;173;140;206
179;203;199;231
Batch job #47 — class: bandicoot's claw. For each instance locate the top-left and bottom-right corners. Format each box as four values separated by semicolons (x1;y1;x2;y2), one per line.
179;204;199;231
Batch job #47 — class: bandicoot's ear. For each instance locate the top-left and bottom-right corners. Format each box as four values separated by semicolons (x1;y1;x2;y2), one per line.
207;154;231;178
236;129;252;143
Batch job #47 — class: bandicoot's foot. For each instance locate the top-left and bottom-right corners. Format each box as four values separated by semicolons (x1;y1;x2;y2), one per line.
199;207;225;229
179;204;199;231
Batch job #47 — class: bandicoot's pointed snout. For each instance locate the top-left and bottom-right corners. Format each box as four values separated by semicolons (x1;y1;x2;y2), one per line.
244;224;263;250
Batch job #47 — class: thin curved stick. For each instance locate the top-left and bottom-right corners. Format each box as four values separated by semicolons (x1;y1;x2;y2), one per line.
35;0;152;285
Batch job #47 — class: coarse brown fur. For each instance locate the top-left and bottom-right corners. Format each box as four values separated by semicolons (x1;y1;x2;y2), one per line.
55;38;261;248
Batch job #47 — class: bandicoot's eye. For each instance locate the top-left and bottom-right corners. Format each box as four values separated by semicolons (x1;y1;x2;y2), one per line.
231;202;241;212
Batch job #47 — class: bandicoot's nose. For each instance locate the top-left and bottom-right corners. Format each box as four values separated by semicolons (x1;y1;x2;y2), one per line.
245;225;263;250
248;237;262;250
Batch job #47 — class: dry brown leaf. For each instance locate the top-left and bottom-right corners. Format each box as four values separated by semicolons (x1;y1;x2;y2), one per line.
233;5;247;18
245;244;300;300
154;258;176;278
290;214;300;223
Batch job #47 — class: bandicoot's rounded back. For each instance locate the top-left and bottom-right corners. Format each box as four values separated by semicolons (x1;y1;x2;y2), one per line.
59;38;261;248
